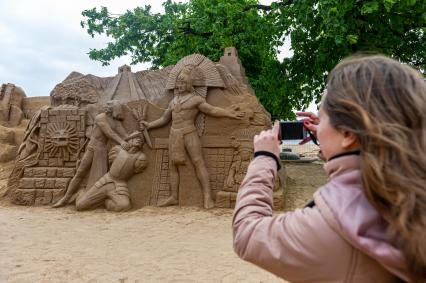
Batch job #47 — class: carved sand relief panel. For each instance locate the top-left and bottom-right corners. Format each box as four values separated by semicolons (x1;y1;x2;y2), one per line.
15;108;86;205
149;146;234;206
149;148;170;206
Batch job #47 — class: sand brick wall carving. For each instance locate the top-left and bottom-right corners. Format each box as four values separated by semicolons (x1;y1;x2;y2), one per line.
148;147;235;206
13;108;86;205
204;148;235;194
149;149;170;206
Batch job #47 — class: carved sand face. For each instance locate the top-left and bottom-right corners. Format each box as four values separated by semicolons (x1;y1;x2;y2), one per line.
52;129;69;147
175;71;193;94
129;136;143;149
104;101;123;120
112;104;124;120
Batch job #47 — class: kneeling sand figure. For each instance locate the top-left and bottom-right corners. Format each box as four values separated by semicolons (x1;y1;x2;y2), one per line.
53;100;130;208
75;131;147;212
144;65;243;209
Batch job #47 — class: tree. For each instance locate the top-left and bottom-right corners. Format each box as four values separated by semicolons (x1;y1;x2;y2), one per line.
274;0;425;109
81;0;425;119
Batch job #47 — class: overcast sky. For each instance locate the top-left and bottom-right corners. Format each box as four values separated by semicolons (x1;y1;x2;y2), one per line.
0;0;285;98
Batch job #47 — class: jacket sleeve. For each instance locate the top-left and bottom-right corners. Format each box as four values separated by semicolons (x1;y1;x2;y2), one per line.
232;156;351;281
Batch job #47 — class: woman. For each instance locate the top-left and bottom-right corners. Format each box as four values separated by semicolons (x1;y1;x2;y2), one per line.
232;55;426;282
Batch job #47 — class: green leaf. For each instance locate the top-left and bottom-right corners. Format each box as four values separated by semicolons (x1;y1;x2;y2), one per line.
361;1;379;14
334;35;344;45
347;34;358;44
384;0;397;12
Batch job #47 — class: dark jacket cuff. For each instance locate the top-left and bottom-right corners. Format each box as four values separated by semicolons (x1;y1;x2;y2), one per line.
254;151;281;171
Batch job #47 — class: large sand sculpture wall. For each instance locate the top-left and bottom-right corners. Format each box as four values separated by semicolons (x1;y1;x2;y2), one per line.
7;48;286;211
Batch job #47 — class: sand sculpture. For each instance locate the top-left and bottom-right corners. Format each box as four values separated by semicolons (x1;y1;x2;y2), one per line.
0;84;28;163
143;64;244;209
75;131;147;211
6;47;285;210
0;83;26;127
52;100;130;208
0;84;50;163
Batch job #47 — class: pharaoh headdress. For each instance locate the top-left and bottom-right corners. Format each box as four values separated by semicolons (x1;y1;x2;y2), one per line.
165;54;225;98
165;54;226;136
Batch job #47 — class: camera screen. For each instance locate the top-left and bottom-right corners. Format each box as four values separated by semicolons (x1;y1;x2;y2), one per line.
280;121;307;140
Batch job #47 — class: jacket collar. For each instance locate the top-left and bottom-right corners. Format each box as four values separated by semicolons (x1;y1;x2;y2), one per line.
324;151;361;179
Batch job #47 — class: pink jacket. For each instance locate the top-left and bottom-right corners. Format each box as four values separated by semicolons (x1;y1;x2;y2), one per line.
232;154;409;283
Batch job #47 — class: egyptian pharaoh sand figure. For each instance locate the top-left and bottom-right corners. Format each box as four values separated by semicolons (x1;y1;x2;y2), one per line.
75;131;147;212
143;65;244;209
53;100;130;208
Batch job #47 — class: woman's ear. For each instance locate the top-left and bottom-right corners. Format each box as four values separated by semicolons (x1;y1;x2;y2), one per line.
341;130;359;150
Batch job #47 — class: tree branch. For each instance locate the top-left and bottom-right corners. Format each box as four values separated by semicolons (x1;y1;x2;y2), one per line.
178;21;213;38
243;1;294;12
243;4;273;11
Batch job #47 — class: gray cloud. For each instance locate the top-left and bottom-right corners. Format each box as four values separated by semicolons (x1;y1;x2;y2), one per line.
0;0;160;97
0;0;285;99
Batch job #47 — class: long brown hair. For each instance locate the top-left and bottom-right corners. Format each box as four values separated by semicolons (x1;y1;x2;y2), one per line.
323;55;426;282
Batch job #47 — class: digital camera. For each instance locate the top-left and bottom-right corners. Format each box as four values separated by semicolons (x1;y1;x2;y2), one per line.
279;121;307;140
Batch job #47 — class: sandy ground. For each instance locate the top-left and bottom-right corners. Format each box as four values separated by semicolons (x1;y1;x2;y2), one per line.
0;205;285;283
283;161;327;211
0;159;327;283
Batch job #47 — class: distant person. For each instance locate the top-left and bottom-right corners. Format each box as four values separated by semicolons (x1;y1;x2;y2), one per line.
232;55;426;282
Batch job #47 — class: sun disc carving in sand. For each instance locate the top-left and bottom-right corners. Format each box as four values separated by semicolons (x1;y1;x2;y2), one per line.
44;123;79;158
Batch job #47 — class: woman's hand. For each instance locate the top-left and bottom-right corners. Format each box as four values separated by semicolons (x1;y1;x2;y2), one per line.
254;120;281;158
296;111;325;160
296;111;319;145
296;111;319;135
